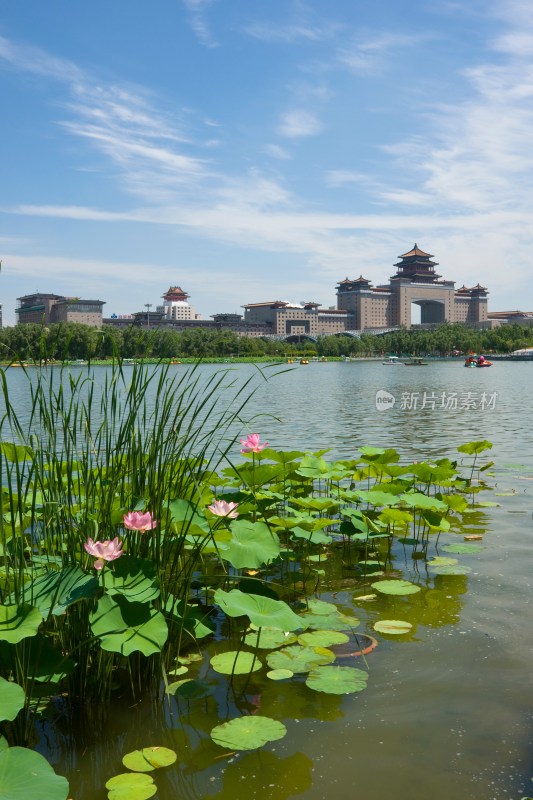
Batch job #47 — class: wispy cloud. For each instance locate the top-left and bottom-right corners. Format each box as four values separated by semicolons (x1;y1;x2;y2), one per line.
277;109;322;138
336;32;429;75
264;143;292;160
182;0;219;48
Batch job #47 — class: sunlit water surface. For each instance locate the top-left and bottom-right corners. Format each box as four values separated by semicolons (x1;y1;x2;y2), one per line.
2;360;532;800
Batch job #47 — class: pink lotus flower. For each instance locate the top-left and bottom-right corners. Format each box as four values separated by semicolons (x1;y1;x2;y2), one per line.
240;433;268;454
207;499;239;518
123;511;157;532
84;537;124;570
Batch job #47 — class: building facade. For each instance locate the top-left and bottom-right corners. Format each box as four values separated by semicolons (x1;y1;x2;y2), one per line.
243;245;489;336
336;245;488;329
16;294;105;327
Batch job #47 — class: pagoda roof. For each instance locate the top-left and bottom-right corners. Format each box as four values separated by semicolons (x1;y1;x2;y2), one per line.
398;243;434;259
470;283;488;292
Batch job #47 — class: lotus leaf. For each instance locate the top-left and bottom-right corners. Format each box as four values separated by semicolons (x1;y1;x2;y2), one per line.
0;746;69;800
457;440;493;454
90;595;168;657
297;630;349;648
399;492;448;511
299;611;360;632
0;678;25;722
10;567;98;617
373;619;413;635
168;679;215;699
306;599;338;615
371;580;421;596
210;650;262;675
291;527;331;544
103;556;160;603
0;604;42;644
355;490;399;507
214;589;303;631
428;564;472;575
216;521;280;569
122;746;177;772
296;455;329;477
266;645;335;673
244;627;297;649
442;543;482;554
266;669;294;680
210;715;287;750
105;772;156;800
305;665;368;694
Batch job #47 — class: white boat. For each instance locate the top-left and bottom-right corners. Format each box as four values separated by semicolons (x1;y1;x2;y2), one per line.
382;356;403;365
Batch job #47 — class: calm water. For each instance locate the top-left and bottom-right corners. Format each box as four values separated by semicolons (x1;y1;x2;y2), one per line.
2;360;532;800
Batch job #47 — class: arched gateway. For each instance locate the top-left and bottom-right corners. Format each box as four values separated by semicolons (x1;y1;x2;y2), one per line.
336;245;488;329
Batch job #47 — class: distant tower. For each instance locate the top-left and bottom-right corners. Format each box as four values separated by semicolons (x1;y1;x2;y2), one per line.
157;286;200;321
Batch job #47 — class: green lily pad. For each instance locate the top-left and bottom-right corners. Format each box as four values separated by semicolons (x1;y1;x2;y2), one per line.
90;595;168;657
299;611;360;632
210;651;262;675
105;772;156;800
266;645;335;673
305;666;368;694
297;630;349;648
0;746;69;800
266;669;294;680
371;580;421;596
210;715;287;750
373;619;412;635
214;589;303;631
0;678;25;722
428;564;472;575
168;679;215;700
428;556;458;566
0;604;42;644
306;599;338;615
122;746;177;772
244;627;297;649
442;544;482;554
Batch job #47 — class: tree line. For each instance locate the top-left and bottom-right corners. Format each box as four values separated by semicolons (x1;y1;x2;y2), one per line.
0;321;532;361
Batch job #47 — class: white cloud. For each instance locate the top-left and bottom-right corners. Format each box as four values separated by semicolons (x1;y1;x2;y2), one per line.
182;0;219;48
264;144;291;160
277;109;322;138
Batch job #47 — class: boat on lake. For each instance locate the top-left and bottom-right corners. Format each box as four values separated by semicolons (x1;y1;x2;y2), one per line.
382;356;403;365
464;355;492;368
404;358;428;366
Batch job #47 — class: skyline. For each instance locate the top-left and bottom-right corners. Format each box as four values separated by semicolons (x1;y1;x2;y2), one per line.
2;1;533;326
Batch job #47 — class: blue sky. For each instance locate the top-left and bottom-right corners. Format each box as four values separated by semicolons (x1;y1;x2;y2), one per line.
1;0;532;325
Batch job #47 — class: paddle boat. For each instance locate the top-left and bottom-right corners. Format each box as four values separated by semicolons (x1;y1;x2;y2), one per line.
464;355;492;368
404;358;427;366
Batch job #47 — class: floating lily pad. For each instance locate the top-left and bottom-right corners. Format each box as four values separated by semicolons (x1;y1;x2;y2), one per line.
210;651;262;675
428;564;472;575
210;715;287;750
299;612;359;632
297;630;349;648
266;645;335;673
0;746;69;800
442;544;482;554
244;627;297;649
306;599;338;615
122;746;177;772
373;619;412;635
371;580;421;596
305;665;368;694
428;556;458;567
106;772;156;800
167;679;215;700
266;669;294;681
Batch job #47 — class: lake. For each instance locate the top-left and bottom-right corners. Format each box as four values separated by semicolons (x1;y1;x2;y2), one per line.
1;359;532;800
